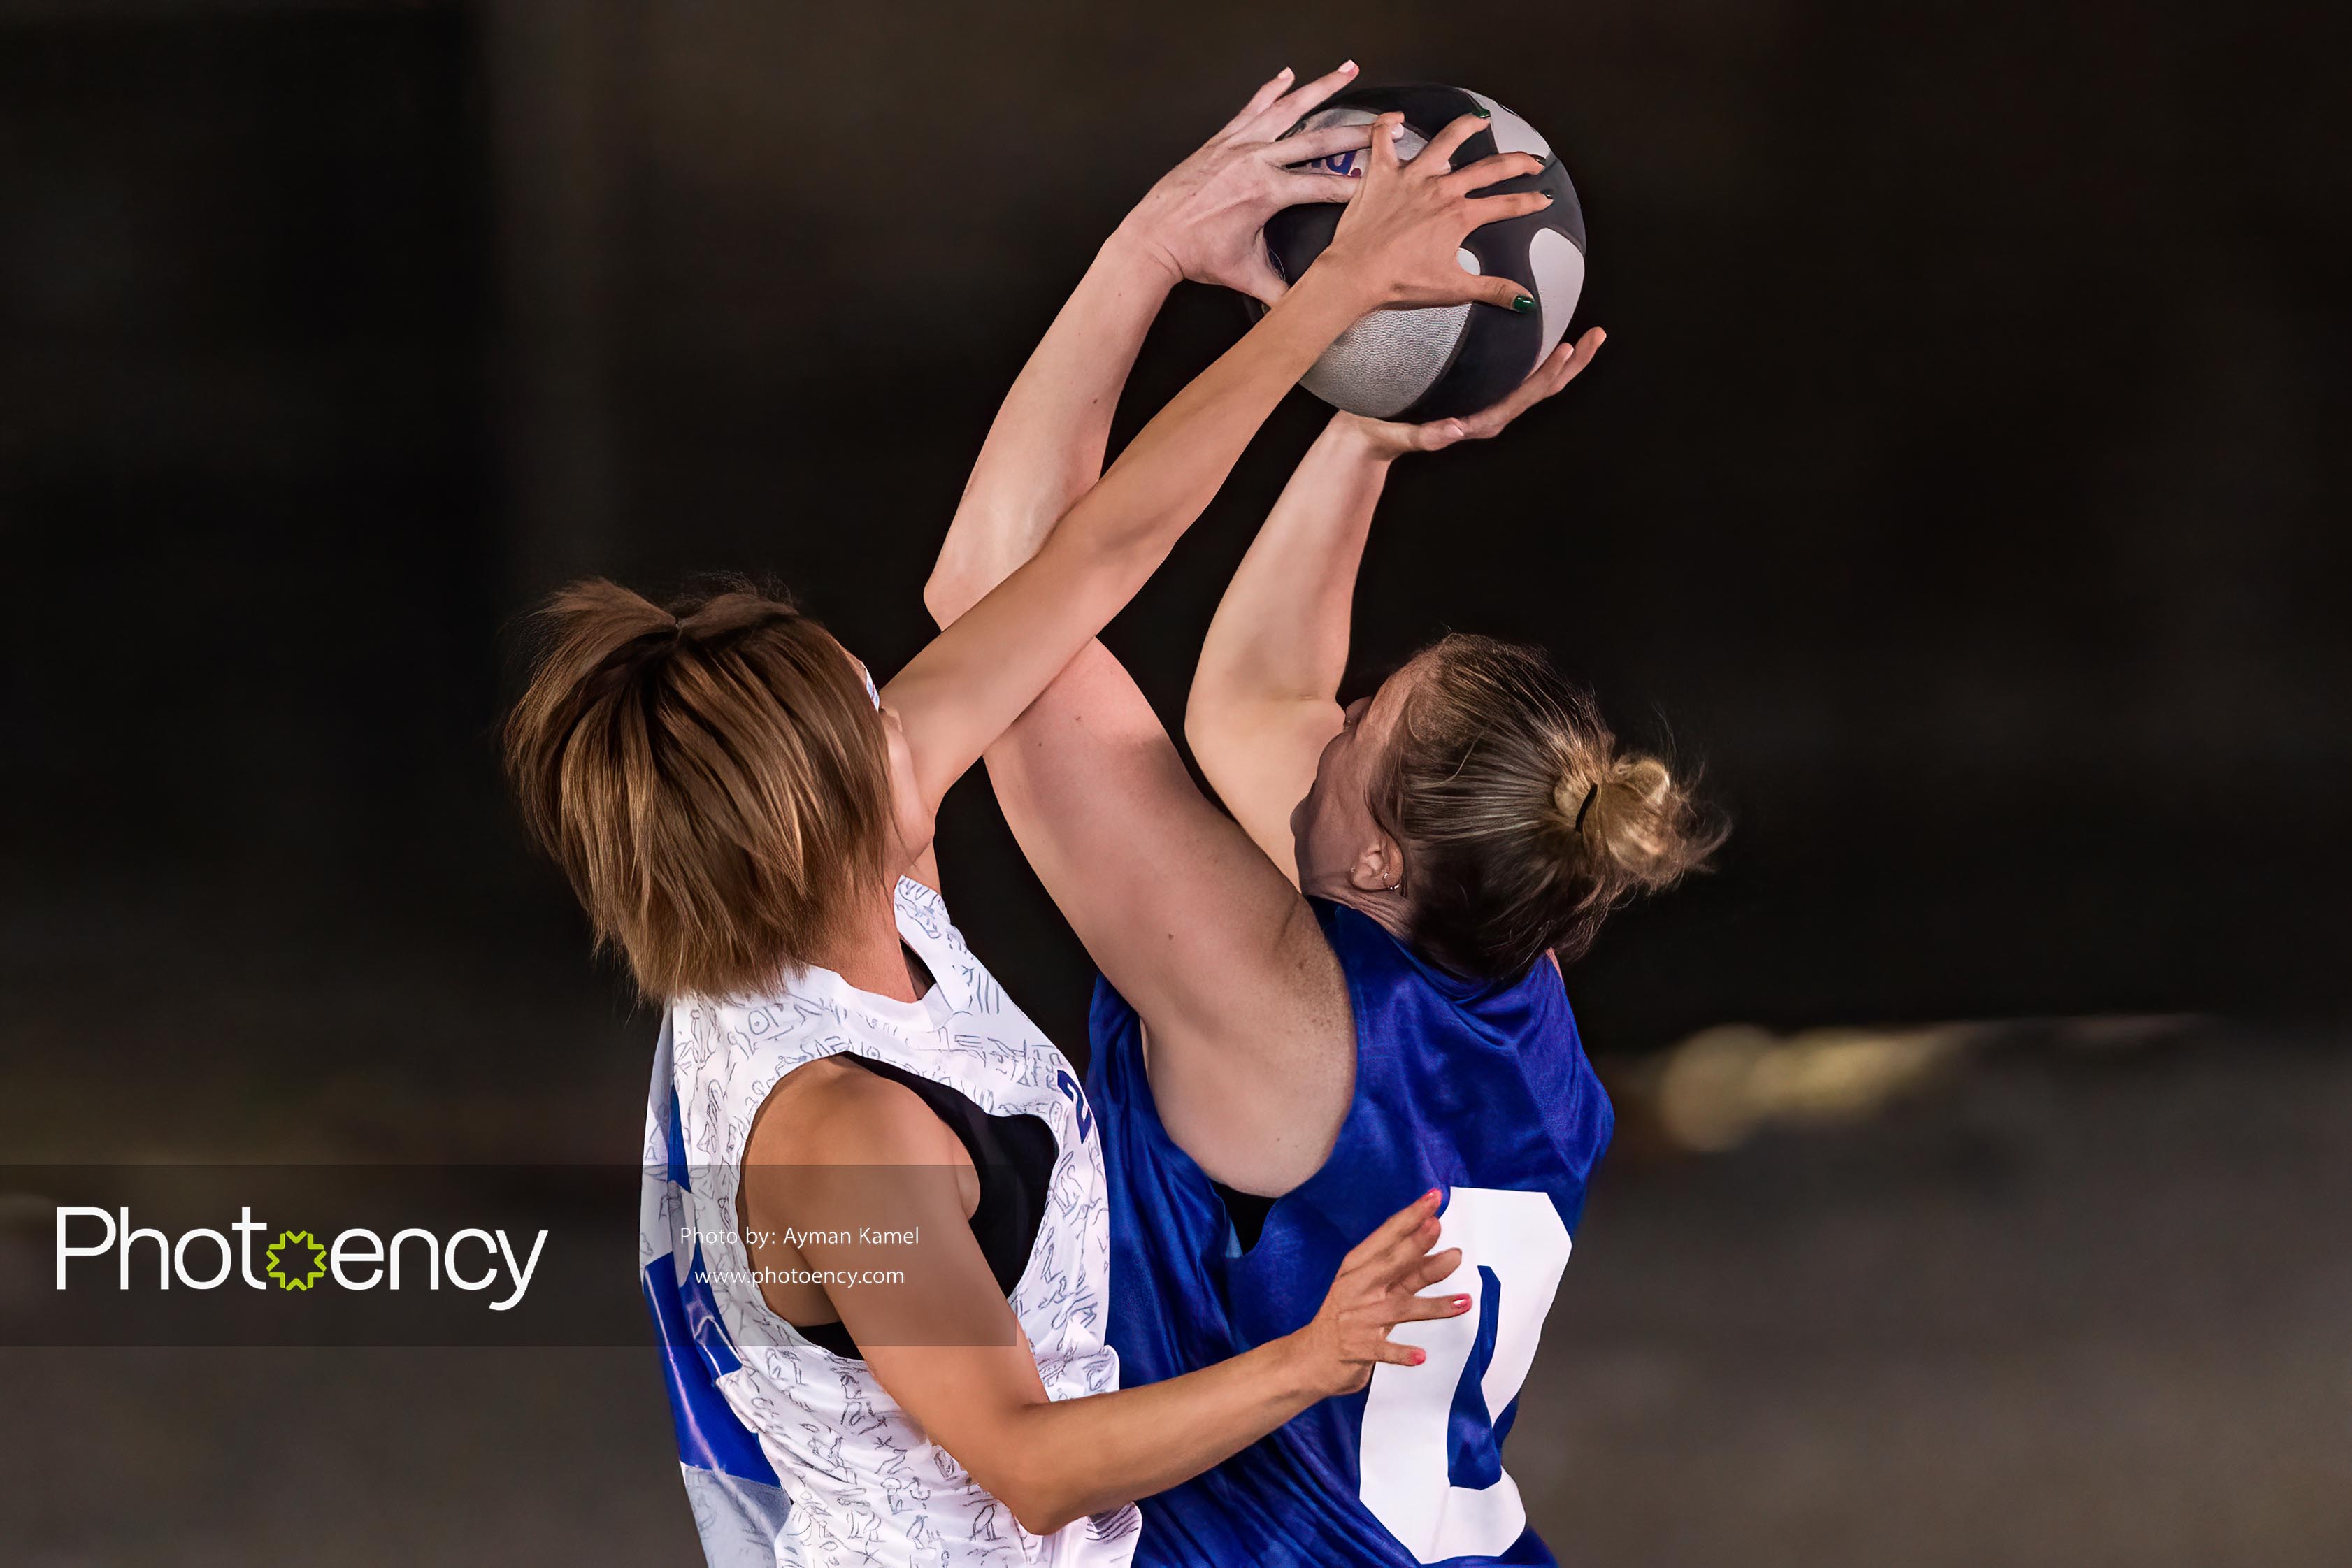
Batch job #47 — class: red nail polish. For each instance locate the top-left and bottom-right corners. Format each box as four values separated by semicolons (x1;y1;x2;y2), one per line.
1410;1347;1427;1365
1454;1294;1472;1311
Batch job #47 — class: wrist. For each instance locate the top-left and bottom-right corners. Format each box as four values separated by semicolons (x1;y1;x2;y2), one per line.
1100;220;1182;293
1326;412;1405;464
1268;1325;1343;1402
1291;252;1382;319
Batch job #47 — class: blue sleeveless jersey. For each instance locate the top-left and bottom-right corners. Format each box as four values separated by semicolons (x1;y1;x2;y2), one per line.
1086;898;1612;1567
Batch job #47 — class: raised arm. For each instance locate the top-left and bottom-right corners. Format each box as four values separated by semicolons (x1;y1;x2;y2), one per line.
926;62;1370;621
1186;328;1608;881
910;115;1561;1197
882;108;1549;836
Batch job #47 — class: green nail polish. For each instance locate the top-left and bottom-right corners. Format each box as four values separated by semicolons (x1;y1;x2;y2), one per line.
1512;295;1535;313
1474;106;1491;118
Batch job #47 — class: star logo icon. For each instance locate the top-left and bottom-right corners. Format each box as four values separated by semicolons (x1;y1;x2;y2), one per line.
264;1229;329;1292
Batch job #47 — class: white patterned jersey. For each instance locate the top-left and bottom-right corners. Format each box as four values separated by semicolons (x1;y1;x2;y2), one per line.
638;877;1137;1568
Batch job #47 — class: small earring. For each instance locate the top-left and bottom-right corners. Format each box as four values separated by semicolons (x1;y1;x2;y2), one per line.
1386;873;1403;893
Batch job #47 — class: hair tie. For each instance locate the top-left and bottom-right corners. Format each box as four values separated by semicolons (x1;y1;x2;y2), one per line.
1574;782;1598;835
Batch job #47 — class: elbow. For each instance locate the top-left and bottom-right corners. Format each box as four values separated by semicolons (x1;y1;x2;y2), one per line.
1011;1497;1080;1540
976;1466;1084;1539
922;567;973;630
1182;689;1238;777
959;1431;1099;1539
1180;676;1219;754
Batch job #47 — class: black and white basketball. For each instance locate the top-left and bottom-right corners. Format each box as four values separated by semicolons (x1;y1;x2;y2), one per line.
1263;83;1586;423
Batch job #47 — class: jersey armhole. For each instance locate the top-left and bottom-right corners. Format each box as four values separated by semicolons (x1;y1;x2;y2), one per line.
1211;1181;1277;1253
787;1056;1057;1358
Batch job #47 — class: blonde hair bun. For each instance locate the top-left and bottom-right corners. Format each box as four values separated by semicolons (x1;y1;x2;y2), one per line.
1373;634;1724;976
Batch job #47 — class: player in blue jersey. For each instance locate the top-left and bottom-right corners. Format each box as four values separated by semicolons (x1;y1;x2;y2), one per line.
926;100;1723;1568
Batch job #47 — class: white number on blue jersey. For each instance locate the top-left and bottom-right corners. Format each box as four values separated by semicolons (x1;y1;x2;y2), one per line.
1356;1187;1572;1562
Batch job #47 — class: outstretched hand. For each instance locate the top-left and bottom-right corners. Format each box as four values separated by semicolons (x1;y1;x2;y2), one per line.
1118;62;1375;305
1288;1188;1469;1397
1314;111;1552;314
1344;326;1607;457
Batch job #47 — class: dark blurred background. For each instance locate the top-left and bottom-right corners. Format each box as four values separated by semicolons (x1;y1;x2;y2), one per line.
2;1;2346;1563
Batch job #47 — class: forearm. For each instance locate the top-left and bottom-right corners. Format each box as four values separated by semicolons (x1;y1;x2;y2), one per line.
926;228;1174;627
1057;264;1365;567
1193;412;1391;715
989;1331;1325;1533
786;1137;1325;1537
884;264;1372;808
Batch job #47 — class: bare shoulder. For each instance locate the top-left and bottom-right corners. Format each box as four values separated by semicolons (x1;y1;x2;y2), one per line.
746;1056;964;1170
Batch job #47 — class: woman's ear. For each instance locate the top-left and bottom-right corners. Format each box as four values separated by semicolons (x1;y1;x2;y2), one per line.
1349;835;1405;895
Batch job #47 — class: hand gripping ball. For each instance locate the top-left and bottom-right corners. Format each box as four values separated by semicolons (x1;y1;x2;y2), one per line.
1261;83;1587;423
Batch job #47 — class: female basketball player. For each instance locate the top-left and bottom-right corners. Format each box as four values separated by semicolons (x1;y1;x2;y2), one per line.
509;66;1557;1568
926;107;1723;1568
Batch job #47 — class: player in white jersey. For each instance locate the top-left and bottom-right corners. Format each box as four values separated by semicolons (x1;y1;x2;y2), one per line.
508;64;1553;1568
646;873;1373;1567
